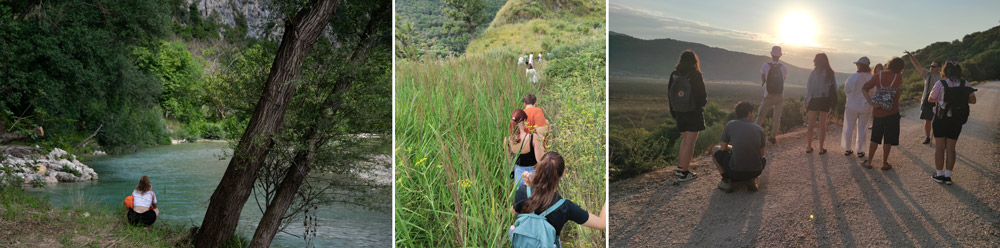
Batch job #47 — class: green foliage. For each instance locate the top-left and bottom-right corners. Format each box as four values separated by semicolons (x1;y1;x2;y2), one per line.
900;25;1000;99
168;0;221;40
395;0;506;58
465;0;605;55
0;0;171;153
610;101;731;181
133;41;206;123
609;125;675;180
443;0;490;36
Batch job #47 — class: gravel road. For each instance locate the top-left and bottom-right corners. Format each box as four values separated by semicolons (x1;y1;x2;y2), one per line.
610;81;1000;247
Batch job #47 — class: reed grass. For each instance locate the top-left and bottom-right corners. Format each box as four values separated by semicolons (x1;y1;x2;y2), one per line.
396;40;606;247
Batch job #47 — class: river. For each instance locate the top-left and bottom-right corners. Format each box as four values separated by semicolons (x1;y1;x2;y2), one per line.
28;142;391;247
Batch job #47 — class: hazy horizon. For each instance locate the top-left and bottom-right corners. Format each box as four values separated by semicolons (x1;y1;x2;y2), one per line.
610;0;1000;72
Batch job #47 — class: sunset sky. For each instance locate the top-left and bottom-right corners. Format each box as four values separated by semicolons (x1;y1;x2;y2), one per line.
611;0;1000;72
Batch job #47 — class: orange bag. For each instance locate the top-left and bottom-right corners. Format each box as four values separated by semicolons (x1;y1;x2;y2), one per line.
124;195;134;209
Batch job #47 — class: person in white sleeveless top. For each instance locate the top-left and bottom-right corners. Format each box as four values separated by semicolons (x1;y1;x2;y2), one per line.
128;176;159;226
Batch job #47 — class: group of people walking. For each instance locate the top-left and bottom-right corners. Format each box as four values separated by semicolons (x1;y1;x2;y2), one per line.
504;93;607;247
519;51;548;84
665;45;978;192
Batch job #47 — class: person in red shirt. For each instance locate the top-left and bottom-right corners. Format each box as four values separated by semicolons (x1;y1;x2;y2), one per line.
522;94;549;136
861;57;905;170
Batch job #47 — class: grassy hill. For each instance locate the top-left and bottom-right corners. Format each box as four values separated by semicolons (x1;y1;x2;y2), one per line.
465;0;605;55
609;32;851;85
395;0;606;247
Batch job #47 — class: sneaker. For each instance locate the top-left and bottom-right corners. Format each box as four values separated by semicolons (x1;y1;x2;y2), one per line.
944;177;952;185
768;137;777;144
674;167;684;176
746;178;759;192
923;137;931;144
932;175;945;184
678;170;698;182
717;179;733;193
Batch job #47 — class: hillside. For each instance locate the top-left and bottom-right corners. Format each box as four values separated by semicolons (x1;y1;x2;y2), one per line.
465;0;605;55
609;32;850;85
395;0;507;58
395;0;606;247
897;25;1000;100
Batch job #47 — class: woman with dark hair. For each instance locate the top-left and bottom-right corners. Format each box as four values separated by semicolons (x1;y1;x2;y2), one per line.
667;50;708;181
929;61;977;185
128;176;159;226
873;63;884;75
505;109;545;187
862;57;906;169
510;152;607;246
802;53;837;154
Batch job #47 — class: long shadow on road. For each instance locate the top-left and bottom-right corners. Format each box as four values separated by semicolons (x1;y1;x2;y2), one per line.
683;177;765;247
896;145;1000;244
816;154;856;247
611;176;695;245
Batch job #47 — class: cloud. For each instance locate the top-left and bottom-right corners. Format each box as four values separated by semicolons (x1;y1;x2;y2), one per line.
610;4;777;44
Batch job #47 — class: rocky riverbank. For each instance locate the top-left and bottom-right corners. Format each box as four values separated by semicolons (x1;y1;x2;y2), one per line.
0;146;98;186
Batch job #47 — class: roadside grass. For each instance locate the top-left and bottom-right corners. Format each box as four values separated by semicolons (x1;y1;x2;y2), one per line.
396;39;606;247
0;188;248;247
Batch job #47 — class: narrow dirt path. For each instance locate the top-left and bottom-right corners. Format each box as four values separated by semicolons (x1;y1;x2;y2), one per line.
610;81;1000;247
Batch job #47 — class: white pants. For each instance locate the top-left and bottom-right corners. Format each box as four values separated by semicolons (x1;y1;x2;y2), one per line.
842;107;872;151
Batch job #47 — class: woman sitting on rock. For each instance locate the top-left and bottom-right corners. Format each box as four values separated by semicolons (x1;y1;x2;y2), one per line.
127;176;159;227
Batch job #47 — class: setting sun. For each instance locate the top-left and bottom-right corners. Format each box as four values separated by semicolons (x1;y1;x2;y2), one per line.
779;12;817;46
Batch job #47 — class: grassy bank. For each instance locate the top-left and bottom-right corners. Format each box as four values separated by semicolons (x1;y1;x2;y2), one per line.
0;188;247;247
396;40;606;246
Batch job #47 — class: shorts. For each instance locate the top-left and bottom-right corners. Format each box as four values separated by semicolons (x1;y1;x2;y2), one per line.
919;102;936;120
127;209;157;226
806;97;833;112
932;117;963;140
871;113;901;145
713;150;765;181
672;110;705;132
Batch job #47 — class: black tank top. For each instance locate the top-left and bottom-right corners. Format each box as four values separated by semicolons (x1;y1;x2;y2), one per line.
515;134;536;166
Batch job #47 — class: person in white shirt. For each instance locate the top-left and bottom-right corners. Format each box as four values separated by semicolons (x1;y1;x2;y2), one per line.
128;176;159;226
756;46;788;144
518;53;525;67
929;61;977;185
528;52;534;66
842;57;875;158
526;63;539;83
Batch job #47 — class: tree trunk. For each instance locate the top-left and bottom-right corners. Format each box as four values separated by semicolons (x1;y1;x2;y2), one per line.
192;0;340;247
247;2;388;246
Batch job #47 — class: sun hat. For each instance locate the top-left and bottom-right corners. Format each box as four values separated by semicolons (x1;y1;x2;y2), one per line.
770;46;782;57
853;56;870;65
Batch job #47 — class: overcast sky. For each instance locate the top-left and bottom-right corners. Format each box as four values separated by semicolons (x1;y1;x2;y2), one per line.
610;0;1000;71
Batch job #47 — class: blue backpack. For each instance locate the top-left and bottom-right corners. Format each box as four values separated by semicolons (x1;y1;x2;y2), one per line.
511;187;565;248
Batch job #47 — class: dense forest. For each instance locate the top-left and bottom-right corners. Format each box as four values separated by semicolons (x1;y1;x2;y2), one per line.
394;0;506;59
0;0;389;155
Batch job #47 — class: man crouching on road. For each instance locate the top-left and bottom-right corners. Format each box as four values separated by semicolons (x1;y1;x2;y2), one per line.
712;101;767;192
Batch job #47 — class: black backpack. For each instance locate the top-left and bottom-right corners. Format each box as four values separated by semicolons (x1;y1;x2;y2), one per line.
765;63;784;94
936;79;976;124
669;71;696;112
